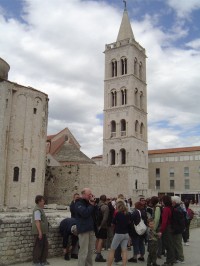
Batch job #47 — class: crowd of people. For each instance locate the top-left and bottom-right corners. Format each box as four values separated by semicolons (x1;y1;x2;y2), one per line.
31;189;195;266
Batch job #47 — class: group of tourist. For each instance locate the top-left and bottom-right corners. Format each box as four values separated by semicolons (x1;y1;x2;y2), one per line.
31;189;194;266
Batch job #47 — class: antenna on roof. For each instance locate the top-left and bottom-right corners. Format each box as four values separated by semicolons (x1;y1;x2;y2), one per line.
123;0;127;11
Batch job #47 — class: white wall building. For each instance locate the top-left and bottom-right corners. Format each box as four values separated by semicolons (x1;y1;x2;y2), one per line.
149;147;200;203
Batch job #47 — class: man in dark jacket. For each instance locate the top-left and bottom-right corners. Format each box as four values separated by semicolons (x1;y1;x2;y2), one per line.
75;188;96;266
59;218;78;260
95;194;109;262
171;196;185;263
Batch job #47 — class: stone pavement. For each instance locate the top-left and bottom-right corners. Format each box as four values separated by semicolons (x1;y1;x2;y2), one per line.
15;228;200;266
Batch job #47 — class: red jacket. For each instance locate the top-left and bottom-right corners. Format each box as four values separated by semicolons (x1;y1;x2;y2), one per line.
160;206;172;233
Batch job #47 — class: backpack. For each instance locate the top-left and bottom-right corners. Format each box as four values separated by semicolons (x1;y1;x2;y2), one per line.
187;208;194;220
95;205;104;226
171;206;186;234
107;202;115;226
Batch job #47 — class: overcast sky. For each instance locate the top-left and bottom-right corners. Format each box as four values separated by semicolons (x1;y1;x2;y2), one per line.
0;0;200;157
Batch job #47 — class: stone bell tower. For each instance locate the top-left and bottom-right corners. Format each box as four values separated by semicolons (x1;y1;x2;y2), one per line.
102;4;148;191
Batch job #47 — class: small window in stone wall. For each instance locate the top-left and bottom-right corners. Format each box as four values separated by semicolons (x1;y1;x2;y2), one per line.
31;168;36;182
13;167;19;182
33;108;37;114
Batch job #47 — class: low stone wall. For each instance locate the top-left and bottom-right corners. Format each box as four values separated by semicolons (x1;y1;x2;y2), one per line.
0;211;69;266
0;211;200;266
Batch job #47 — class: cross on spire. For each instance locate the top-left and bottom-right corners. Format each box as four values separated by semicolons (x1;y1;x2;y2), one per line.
123;0;127;11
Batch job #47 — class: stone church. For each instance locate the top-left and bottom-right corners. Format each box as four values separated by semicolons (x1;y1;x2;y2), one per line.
0;58;48;208
45;7;150;204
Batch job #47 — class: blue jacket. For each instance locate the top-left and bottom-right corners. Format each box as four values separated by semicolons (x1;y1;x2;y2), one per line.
59;218;78;248
75;198;95;234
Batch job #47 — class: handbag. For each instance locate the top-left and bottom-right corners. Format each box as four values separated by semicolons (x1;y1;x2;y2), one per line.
134;210;147;235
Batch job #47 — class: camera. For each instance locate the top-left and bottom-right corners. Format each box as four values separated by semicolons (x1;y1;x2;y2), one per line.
90;195;96;202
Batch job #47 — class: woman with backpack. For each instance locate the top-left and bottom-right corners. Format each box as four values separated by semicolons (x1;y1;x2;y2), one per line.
128;201;147;263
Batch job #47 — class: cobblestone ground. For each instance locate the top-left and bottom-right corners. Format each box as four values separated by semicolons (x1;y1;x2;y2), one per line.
15;228;200;266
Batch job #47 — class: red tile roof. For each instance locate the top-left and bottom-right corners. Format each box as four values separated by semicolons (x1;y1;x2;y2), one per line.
148;146;200;155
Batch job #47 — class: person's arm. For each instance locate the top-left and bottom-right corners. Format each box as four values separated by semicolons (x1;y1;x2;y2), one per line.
100;205;109;228
154;206;161;231
75;201;94;218
35;221;42;240
34;210;42;239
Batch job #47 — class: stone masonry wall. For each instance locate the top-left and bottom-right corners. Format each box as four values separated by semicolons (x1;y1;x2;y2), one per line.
45;164;150;206
0;211;200;265
0;211;69;266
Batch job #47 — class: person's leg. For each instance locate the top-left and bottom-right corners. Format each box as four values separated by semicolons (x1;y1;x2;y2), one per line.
157;236;162;257
33;235;43;264
109;234;122;265
138;235;145;259
173;234;184;262
151;241;158;265
162;226;175;264
182;227;187;243
40;235;48;264
120;233;129;266
121;249;128;266
95;228;107;261
106;226;113;250
78;232;89;266
114;244;122;262
107;250;115;266
71;235;79;257
85;231;95;266
147;241;153;265
128;236;139;262
187;220;191;241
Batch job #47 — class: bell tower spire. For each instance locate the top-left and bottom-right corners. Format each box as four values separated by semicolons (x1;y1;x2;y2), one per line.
123;0;127;11
117;1;134;41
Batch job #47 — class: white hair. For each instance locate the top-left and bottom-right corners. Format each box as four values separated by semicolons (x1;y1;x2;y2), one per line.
171;196;181;204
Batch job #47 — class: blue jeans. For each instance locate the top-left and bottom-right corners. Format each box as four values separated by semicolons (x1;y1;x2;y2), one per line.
131;235;145;256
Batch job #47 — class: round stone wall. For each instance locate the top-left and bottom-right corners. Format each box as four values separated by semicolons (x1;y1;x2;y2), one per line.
0;57;10;79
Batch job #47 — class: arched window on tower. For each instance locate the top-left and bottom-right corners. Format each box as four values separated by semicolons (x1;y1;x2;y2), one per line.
135;120;139;135
110;150;116;165
111;120;116;138
140;123;144;139
121;119;126;136
121;89;127;105
140;91;143;110
121;57;127;75
31;168;36;183
120;149;126;164
134;57;138;76
111;60;117;77
135;88;138;107
13;167;19;182
139;62;142;80
111;90;117;107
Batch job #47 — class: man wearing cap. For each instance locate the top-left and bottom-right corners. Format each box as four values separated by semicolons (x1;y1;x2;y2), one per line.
59;218;79;260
